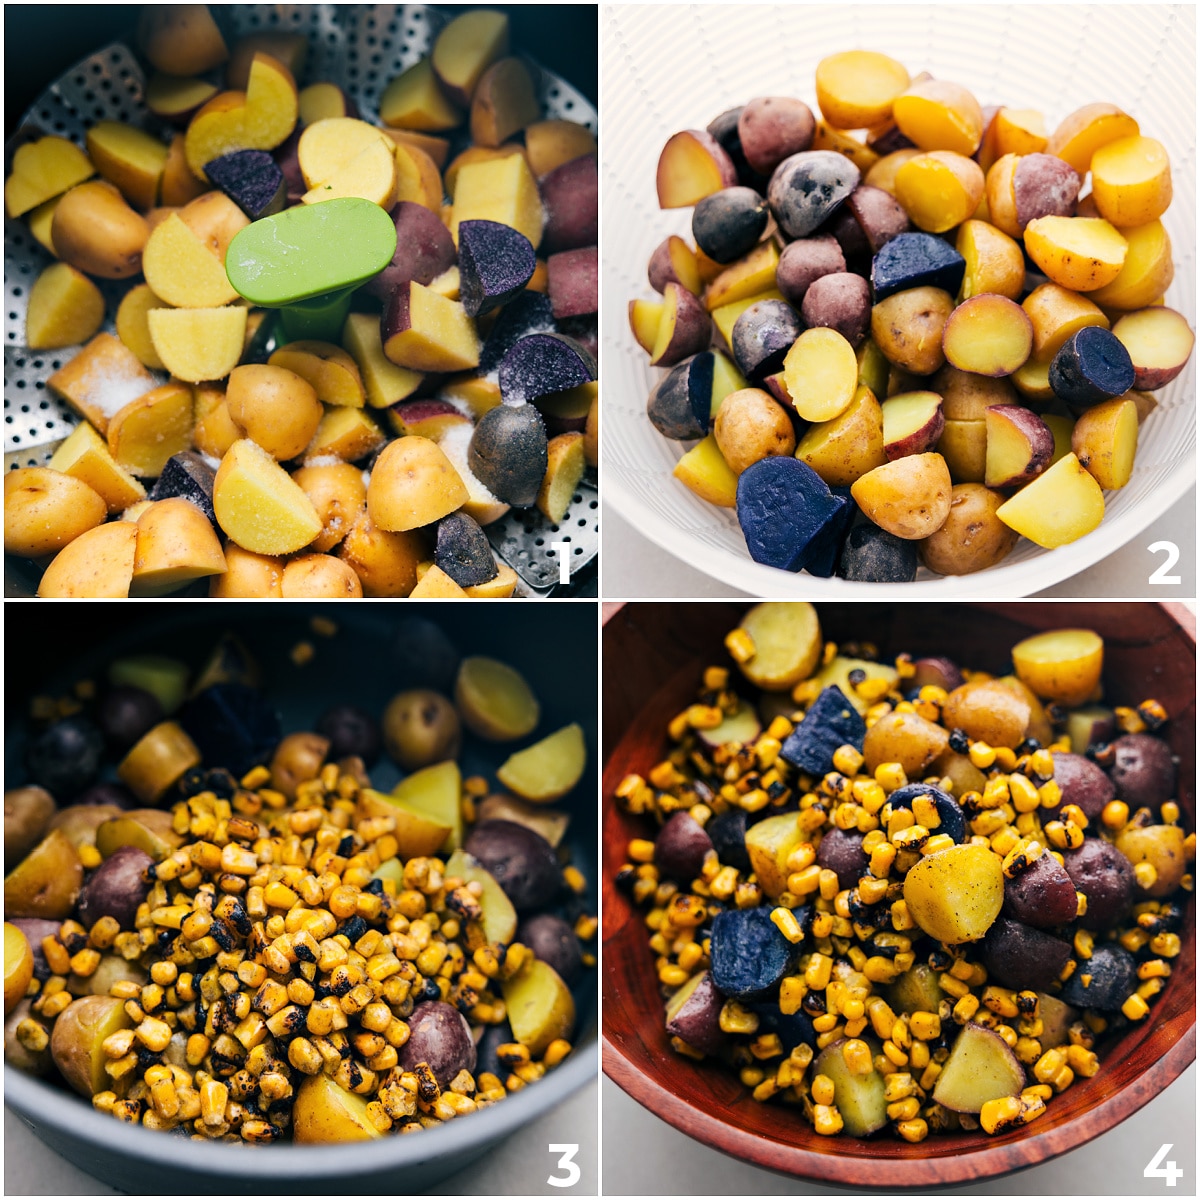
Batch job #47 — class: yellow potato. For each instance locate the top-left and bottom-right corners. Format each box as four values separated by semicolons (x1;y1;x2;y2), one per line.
131;498;227;597
995;453;1105;548
850;453;952;540
366;436;468;532
290;462;368;553
1114;824;1187;898
444;849;518;945
335;512;425;597
293;1073;382;1143
281;553;364;598
744;813;806;899
1090;136;1171;228
390;760;463;851
919;484;1019;576
4;467;107;558
1023;217;1128;293
902;844;1004;944
359;789;452;860
455;657;539;741
49;995;134;1098
213;440;322;556
208;542;284;598
497;724;587;803
870;286;953;375
25;262;105;350
862;710;949;777
1010;628;1104;708
117;722;203;804
501;957;575;1057
94;810;183;862
226;364;323;462
4;924;34;1016
734;602;822;693
37;522;139;598
942;680;1031;749
50;180;149;279
3;829;83;919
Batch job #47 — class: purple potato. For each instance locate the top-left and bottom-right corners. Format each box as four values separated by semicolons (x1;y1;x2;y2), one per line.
398;1000;477;1089
731;299;802;380
498;333;596;406
768;151;860;240
462;820;560;912
645;353;713;441
457;219;536;317
1061;838;1135;930
816;827;868;892
654;811;714;884
73;782;138;811
148;452;218;526
478;291;556;375
692;187;769;265
516;914;583;984
1002;851;1079;928
1059;944;1137;1011
24;717;104;799
97;686;165;751
1108;734;1176;809
1050;752;1115;820
204;149;285;219
434;512;498;587
77;846;154;930
315;705;381;767
910;657;965;692
362;202;457;300
468;404;549;508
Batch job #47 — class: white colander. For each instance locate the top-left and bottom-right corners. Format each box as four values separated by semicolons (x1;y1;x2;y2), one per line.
602;4;1195;598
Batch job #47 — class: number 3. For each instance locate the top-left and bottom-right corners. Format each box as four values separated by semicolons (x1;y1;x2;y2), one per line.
1145;1143;1183;1186
1148;541;1181;585
548;1143;581;1188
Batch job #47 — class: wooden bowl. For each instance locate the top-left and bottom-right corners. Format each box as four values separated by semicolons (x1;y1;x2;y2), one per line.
602;602;1196;1189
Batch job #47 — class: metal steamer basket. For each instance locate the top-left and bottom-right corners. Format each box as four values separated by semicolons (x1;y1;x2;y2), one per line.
4;4;598;596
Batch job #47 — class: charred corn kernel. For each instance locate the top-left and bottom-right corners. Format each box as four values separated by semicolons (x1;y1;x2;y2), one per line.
842;1039;873;1075
786;844;816;873
719;1001;759;1035
1115;706;1145;734
1038;779;1062;809
725;629;756;663
750;1032;783;1060
980;1095;1022;1134
805;953;833;991
832;745;864;776
813;1103;843;1136
887;1097;920;1121
1101;800;1130;830
897;1118;928;1143
911;795;941;829
1032;1048;1065;1084
909;1011;940;1041
1073;929;1094;960
200;1080;229;1126
1122;994;1150;1021
686;704;723;730
1151;932;1181;958
969;742;996;769
876;764;908;793
1066;1045;1099;1077
769;907;805;945
890;899;914;931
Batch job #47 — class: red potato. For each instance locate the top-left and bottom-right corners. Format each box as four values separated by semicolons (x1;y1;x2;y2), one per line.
801;273;871;346
941;295;1033;377
846;185;910;253
656;131;737;209
361;202;457;301
1012;154;1081;232
540;154;597;253
649;282;712;368
1111;307;1195;390
648;235;702;295
737;97;816;175
774;236;846;307
546;246;597;319
984;406;1054;489
881;391;945;460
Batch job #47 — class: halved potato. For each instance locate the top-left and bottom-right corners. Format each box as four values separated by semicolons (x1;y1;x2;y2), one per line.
496;724;586;804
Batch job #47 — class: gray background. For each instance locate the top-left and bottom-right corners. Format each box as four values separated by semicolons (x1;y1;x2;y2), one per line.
4;1077;596;1195
603;1067;1195;1196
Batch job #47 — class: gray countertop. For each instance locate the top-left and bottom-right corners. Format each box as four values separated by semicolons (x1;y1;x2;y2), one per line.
602;489;1196;599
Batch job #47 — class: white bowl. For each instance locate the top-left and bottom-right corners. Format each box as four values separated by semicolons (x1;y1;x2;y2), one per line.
602;3;1196;597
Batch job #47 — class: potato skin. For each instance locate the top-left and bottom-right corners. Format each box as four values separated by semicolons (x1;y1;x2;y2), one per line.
4;787;57;871
775;235;845;306
850;453;952;540
76;845;153;930
738;97;816;175
397;1000;476;1089
941;680;1030;749
1108;733;1176;808
1048;751;1114;820
1061;838;1134;928
654;811;714;884
801;272;871;346
382;690;461;770
919;483;1017;575
815;828;868;892
713;388;796;474
269;732;330;799
768;151;860;239
462;819;560;912
51;181;149;279
517;913;583;984
871;286;954;375
4;468;108;559
862;710;949;777
1115;823;1187;897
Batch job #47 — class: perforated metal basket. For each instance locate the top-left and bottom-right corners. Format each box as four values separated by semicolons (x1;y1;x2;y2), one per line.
4;4;598;596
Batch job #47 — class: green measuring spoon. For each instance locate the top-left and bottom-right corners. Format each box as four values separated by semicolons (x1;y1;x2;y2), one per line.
225;197;397;343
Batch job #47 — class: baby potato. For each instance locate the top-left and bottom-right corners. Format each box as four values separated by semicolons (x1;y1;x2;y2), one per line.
281;554;365;598
501;957;575;1056
4;468;107;559
862;709;949;777
713;388;795;475
383;689;462;769
50;994;134;1097
4;787;57;871
496;723;586;804
850;453;952;540
1114;824;1187;898
3;829;83;920
734;601;822;692
870;286;954;376
903;843;1003;945
1011;628;1104;707
942;680;1030;749
919;483;1018;576
4;924;34;1016
290;463;368;554
226;364;323;462
270;732;331;800
51;180;149;279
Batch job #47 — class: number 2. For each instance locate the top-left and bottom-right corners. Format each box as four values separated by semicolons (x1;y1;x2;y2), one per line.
1145;1143;1183;1187
1147;541;1181;585
547;1143;581;1188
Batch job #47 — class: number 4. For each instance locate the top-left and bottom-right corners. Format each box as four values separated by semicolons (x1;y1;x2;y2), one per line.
548;1143;581;1188
1145;1143;1183;1187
